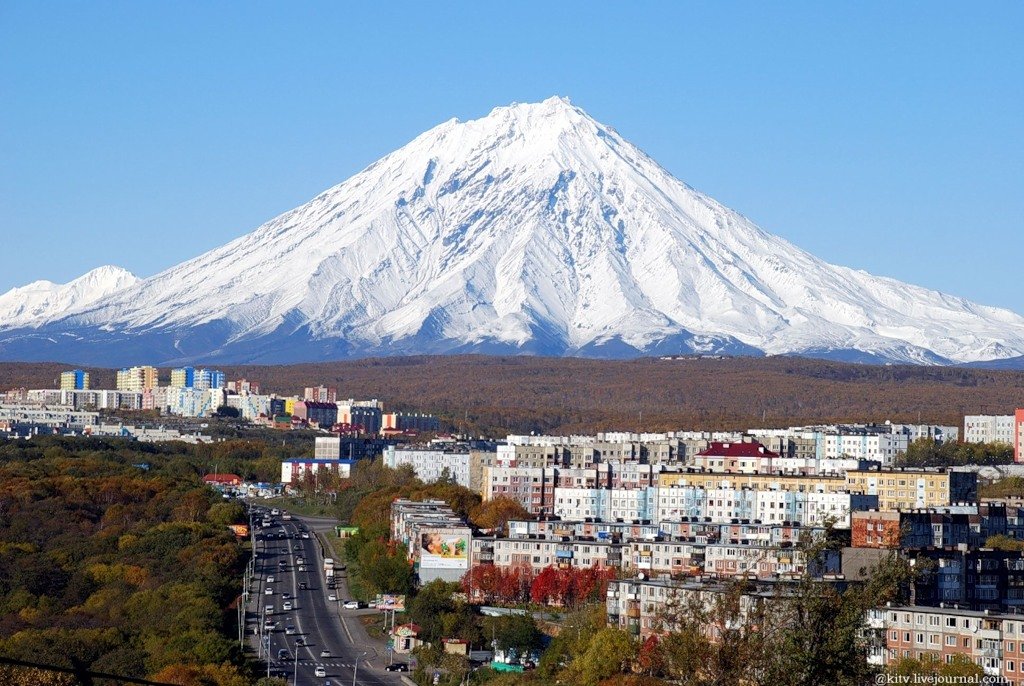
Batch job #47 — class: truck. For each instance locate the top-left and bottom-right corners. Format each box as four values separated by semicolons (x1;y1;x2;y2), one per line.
324;558;335;579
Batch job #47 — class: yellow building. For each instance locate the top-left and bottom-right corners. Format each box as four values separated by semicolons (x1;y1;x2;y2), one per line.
284;397;297;416
59;369;90;390
115;366;159;392
844;468;977;510
656;468;976;511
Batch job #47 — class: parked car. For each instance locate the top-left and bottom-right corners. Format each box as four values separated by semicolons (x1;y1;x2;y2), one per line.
385;663;409;672
343;600;360;609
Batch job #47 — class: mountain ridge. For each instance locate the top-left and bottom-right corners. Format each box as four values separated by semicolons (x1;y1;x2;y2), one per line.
1;96;1022;367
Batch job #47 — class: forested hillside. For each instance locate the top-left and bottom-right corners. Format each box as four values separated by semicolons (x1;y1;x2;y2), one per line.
4;356;1024;435
0;437;251;685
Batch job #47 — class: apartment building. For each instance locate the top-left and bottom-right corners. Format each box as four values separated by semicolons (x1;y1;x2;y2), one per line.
844;467;977;510
115;366;159;392
654;484;876;529
385;445;477;489
851;504;1010;550
482;535;622;573
303;385;337;403
390;499;472;584
964;415;1016;445
867;605;1024;683
552;487;658;522
59;369;89;391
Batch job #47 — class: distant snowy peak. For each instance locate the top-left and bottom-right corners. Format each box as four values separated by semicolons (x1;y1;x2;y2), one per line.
0;265;139;329
0;97;1023;367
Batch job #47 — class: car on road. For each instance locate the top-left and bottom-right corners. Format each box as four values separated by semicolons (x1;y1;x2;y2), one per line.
314;666;326;678
327;594;337;602
302;532;310;539
267;575;275;583
282;592;290;599
285;625;296;635
299;582;307;590
296;556;305;564
279;560;287;566
385;663;409;672
319;650;330;658
265;587;273;595
343;600;360;609
283;601;292;611
271;508;280;516
295;636;305;646
265;605;274;614
278;649;289;660
298;565;305;572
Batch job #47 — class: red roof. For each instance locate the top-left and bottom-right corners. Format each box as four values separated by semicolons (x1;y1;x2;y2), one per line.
697;441;778;458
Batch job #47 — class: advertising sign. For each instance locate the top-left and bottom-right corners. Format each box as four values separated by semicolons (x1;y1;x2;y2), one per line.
420;532;469;569
375;594;407;612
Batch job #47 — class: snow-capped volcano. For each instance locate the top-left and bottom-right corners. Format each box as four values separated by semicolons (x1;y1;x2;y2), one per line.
0;265;138;329
2;96;1023;366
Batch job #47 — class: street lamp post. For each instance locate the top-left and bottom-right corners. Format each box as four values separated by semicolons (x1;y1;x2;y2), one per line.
352;650;367;686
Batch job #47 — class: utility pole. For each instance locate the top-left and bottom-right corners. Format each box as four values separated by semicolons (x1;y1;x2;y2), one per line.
353;650;367;686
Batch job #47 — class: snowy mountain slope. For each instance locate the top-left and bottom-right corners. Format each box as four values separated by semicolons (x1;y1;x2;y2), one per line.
0;266;138;329
1;96;1023;366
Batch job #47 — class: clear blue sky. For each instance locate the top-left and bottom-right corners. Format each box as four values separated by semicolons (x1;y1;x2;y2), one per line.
2;3;1021;310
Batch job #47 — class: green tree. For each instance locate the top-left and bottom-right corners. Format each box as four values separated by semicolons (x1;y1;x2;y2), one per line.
569;627;637;686
483;613;543;656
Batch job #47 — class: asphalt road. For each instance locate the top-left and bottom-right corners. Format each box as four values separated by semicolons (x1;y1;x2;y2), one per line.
246;510;409;686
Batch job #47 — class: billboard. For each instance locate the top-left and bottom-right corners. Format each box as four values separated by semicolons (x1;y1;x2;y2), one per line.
375;594;407;612
420;532;469;569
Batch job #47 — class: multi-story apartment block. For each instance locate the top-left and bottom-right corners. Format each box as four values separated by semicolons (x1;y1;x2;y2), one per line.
844;467;977;510
964;414;1015;445
654;484;875;529
337;400;383;434
281;458;356;484
384;445;477;489
694;441;779;472
482;465;557;513
1017;409;1024;464
852;504;1011;550
293;400;337;428
115;366;158;392
382;412;440;433
303;385;337;403
553;487;658;522
59;369;89;391
605;577;781;640
867;605;1024;682
390;499;473;584
481;535;622;573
